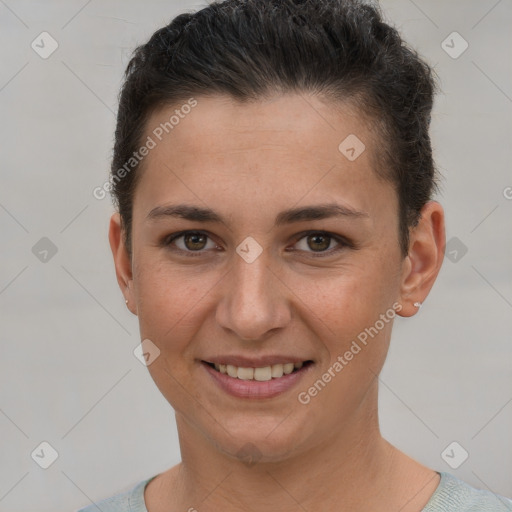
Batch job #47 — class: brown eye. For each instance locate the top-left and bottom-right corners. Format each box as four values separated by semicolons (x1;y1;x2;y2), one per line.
306;233;331;251
164;231;217;256
292;231;349;257
182;232;208;251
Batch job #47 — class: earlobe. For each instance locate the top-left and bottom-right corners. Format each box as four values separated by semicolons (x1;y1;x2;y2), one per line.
397;201;446;318
108;213;137;315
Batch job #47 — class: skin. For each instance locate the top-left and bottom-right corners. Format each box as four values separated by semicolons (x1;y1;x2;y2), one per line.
109;93;446;511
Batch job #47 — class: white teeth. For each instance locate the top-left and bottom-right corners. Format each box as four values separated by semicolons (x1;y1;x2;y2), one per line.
226;365;238;378
237;367;254;380
212;361;307;380
283;363;294;374
271;364;284;378
254;366;272;381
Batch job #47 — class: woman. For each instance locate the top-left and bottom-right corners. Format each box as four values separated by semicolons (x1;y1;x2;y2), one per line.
79;0;512;510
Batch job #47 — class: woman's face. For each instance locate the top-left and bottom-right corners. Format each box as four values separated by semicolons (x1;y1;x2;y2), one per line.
112;93;416;461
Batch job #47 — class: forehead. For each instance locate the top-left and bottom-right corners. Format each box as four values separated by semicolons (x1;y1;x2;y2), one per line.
133;93;395;226
145;93;374;160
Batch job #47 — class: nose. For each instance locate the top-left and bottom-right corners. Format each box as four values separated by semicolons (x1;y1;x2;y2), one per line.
215;249;291;341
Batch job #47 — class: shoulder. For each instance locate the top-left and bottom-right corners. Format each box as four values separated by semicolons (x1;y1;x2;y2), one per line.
423;472;512;512
75;476;157;512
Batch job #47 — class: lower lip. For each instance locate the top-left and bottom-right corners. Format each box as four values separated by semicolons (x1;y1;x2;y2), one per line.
201;362;313;399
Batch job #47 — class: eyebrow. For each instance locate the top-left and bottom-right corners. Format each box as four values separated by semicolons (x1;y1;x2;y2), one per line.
146;202;369;227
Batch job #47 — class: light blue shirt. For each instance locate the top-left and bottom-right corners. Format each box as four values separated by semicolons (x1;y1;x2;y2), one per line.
76;471;512;511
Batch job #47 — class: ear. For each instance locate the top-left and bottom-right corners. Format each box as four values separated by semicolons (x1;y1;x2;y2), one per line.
397;201;446;317
108;213;137;315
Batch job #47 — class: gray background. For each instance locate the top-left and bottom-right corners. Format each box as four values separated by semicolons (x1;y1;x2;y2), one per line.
0;0;511;511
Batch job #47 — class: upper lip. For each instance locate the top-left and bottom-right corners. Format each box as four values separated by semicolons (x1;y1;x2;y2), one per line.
201;355;313;368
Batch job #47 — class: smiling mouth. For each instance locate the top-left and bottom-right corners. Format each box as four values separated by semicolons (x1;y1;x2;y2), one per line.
202;360;314;381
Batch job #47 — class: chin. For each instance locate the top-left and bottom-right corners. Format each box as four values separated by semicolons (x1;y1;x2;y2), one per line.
203;414;315;464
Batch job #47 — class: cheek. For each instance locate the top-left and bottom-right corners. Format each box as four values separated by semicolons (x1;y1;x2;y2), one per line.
132;258;202;348
296;272;396;414
291;264;397;338
288;259;400;391
133;261;208;408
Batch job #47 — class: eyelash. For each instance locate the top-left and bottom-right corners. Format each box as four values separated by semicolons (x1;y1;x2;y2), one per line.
161;230;352;258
